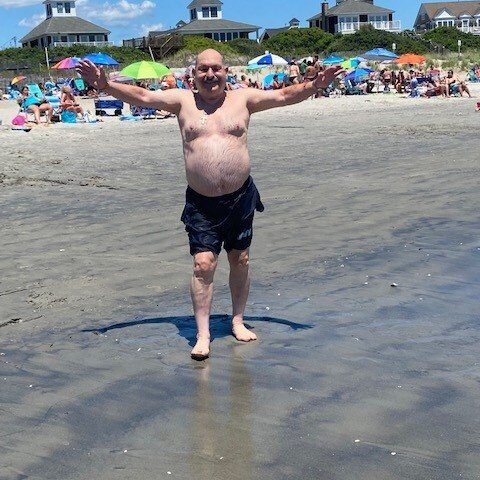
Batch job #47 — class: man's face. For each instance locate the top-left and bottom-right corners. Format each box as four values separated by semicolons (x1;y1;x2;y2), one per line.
194;51;227;99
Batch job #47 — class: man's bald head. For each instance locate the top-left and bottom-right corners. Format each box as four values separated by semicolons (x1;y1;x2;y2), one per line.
193;48;228;101
195;49;224;68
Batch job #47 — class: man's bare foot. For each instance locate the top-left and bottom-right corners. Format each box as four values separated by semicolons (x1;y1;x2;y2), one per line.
191;334;210;361
232;322;257;342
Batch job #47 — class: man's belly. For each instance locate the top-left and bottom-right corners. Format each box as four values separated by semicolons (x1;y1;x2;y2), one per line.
183;136;251;197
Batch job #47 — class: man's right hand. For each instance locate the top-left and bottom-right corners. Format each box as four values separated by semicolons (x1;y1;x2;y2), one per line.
76;60;108;90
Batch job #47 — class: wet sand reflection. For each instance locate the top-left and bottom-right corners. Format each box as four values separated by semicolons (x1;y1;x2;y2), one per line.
190;348;254;480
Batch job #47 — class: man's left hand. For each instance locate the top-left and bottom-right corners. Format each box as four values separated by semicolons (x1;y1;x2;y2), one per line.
314;66;345;90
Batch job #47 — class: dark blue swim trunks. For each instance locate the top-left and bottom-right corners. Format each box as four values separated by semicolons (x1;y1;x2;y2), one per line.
181;176;264;256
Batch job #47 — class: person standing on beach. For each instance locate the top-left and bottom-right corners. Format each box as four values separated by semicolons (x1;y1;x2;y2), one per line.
77;49;342;360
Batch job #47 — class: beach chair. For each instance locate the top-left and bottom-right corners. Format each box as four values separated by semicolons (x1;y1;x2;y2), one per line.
27;84;44;101
130;105;157;119
467;71;480;83
345;79;362;95
73;78;87;95
95;97;124;116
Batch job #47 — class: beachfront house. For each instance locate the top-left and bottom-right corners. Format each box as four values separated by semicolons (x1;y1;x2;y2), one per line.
308;0;401;35
414;2;480;35
259;18;301;42
20;0;111;48
148;0;260;42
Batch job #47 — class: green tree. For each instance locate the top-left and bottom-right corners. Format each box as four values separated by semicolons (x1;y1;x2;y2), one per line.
423;26;480;51
263;28;334;57
328;25;430;54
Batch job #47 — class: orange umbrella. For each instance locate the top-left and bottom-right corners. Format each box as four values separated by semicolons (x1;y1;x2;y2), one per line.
11;75;26;85
394;54;426;65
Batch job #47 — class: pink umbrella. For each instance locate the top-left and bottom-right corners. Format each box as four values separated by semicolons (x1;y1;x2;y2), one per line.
52;57;81;70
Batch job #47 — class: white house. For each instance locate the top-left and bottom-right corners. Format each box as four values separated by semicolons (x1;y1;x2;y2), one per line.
21;0;111;48
414;2;480;35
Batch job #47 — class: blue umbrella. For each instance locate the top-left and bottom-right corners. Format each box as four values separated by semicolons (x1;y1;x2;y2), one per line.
345;68;374;82
84;52;119;66
263;72;287;88
323;55;345;65
362;48;398;61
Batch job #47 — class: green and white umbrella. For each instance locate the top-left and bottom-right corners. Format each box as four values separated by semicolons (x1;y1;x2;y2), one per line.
120;61;171;80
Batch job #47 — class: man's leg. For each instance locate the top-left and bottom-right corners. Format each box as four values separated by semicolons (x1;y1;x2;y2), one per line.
190;251;217;359
228;248;257;342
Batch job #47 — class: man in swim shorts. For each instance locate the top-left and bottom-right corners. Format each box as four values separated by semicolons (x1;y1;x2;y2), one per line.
77;50;342;360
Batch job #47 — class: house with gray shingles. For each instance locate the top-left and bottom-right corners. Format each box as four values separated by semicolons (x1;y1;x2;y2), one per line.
149;0;260;42
308;0;401;35
259;18;301;42
20;0;110;48
414;2;480;35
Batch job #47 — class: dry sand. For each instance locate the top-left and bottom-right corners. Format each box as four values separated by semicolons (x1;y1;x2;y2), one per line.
1;89;480;479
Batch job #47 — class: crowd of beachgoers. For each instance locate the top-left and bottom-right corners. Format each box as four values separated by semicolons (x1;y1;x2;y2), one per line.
1;55;479;128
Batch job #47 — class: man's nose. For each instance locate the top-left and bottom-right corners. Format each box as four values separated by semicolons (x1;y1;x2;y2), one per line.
206;68;215;77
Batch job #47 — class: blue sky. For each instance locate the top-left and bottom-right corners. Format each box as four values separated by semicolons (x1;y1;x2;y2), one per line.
0;0;422;48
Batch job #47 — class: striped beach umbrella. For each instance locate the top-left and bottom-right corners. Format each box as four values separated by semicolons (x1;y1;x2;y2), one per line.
52;57;81;70
249;51;288;66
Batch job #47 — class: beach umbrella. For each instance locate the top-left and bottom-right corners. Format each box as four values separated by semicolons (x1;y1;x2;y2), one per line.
362;48;398;62
246;63;268;71
394;53;426;65
323;55;345;65
52;57;81;70
84;52;119;66
121;61;171;80
345;68;374;82
341;58;360;69
248;51;288;66
11;75;26;85
262;72;287;88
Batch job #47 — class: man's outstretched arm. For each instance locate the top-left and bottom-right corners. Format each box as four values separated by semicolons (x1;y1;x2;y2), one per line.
245;66;343;114
76;60;184;115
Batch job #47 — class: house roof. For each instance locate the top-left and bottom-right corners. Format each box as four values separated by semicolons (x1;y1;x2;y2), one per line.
420;2;480;19
187;0;222;8
175;18;260;33
20;16;110;43
308;0;393;20
260;27;289;40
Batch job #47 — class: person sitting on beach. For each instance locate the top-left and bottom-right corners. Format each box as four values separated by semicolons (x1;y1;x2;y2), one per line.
18;86;53;125
60;86;84;117
446;70;471;98
77;49;343;360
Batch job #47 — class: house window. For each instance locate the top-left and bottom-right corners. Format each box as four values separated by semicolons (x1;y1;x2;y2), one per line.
202;7;209;18
61;35;68;42
46;3;52;16
339;16;358;25
57;2;64;13
220;32;226;41
233;32;239;39
89;35;95;42
226;32;232;41
369;15;388;23
210;7;218;18
80;35;89;42
436;20;454;27
213;32;219;41
190;9;197;20
65;2;71;13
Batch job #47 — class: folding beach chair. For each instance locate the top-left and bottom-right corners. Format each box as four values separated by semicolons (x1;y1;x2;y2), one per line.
27;84;44;101
73;78;87;95
130;105;157;119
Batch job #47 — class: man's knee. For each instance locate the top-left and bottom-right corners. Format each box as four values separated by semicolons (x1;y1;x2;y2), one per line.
193;251;217;282
228;249;250;268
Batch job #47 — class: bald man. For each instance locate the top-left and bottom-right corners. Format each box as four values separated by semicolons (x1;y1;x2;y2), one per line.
77;50;342;360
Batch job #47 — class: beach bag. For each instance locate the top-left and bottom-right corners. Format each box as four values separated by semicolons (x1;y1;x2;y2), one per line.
12;114;27;126
61;110;77;123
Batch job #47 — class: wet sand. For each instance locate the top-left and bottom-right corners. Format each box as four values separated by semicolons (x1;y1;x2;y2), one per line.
1;92;480;479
